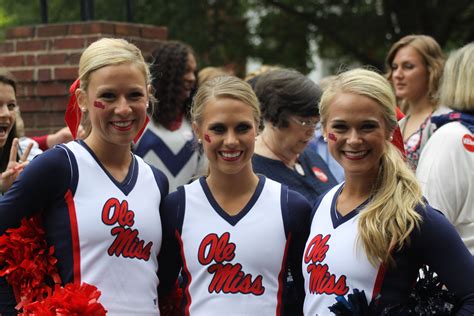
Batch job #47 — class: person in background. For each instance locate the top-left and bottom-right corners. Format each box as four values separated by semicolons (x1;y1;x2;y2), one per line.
158;76;311;315
0;71;38;194
417;43;474;254
252;69;337;206
197;66;227;86
386;34;448;170
134;40;206;192
308;75;345;183
0;38;168;314
302;68;474;315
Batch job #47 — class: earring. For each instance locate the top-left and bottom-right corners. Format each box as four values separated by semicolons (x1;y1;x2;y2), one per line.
146;102;150;109
389;135;393;141
323;136;328;142
80;107;87;112
198;138;202;144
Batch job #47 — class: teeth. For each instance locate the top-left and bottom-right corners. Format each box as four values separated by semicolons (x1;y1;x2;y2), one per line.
113;121;132;127
344;151;368;158
221;152;241;158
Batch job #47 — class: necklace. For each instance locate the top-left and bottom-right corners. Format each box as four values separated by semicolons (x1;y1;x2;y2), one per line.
260;136;305;176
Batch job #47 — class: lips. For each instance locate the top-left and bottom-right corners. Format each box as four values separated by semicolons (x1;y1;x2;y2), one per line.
0;122;12;138
219;151;243;161
110;120;134;131
342;150;369;160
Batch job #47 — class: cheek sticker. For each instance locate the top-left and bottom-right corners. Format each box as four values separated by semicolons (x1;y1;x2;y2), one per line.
328;133;337;141
204;134;211;143
93;100;105;109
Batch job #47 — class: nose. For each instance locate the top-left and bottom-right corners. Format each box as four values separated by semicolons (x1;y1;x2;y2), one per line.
0;104;9;116
346;129;362;145
306;125;317;135
184;71;196;84
114;97;132;116
393;67;403;79
224;131;238;147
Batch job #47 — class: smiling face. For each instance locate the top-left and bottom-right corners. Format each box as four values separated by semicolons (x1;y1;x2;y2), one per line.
0;82;17;148
194;97;257;177
323;92;390;180
391;45;429;103
78;63;148;149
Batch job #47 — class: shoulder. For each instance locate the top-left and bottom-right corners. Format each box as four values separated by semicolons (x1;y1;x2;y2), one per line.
413;202;457;236
310;184;342;220
135;155;170;195
284;187;312;213
419;122;470;164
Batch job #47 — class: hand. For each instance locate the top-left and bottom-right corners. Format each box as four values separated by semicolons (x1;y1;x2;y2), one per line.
0;138;32;193
46;125;85;148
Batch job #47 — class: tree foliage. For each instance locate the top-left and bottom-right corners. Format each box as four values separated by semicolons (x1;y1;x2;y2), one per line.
255;0;474;72
0;0;473;75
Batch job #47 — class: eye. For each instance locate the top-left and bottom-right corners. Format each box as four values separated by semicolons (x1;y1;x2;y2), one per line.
236;123;252;133
391;64;398;70
331;124;347;131
209;124;226;134
403;63;414;70
361;123;378;130
129;91;145;100
7;102;17;110
99;92;115;100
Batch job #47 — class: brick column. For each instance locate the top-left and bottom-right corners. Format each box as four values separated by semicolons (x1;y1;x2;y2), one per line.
0;21;167;136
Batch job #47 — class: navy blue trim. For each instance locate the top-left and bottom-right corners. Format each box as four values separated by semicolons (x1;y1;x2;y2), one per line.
56;144;79;196
176;186;186;234
134;129;196;176
199;175;266;226
150;165;169;198
78;140;138;196
330;185;370;229
280;184;290;238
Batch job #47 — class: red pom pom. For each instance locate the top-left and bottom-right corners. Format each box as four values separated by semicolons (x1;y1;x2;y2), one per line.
0;217;106;314
21;283;107;315
0;216;60;306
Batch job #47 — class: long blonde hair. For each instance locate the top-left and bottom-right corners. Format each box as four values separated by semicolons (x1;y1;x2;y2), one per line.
320;68;424;266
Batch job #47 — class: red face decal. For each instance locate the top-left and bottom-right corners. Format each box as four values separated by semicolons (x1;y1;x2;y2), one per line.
328;133;337;141
94;100;105;109
204;134;211;143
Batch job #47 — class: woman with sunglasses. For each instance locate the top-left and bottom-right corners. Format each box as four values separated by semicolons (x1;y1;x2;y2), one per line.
252;69;337;206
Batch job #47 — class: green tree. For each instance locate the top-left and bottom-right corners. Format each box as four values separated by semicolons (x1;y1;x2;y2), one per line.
253;0;474;72
0;0;251;75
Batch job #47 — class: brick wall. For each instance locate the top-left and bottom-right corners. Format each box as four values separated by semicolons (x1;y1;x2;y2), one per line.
0;21;167;136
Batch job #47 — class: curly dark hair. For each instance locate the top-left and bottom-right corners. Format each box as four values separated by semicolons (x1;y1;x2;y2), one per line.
253;69;321;128
148;40;196;127
0;72;18;172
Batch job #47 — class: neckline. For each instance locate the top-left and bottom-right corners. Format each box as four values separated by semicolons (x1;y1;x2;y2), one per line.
330;184;370;229
402;110;434;140
199;175;266;226
78;140;138;196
